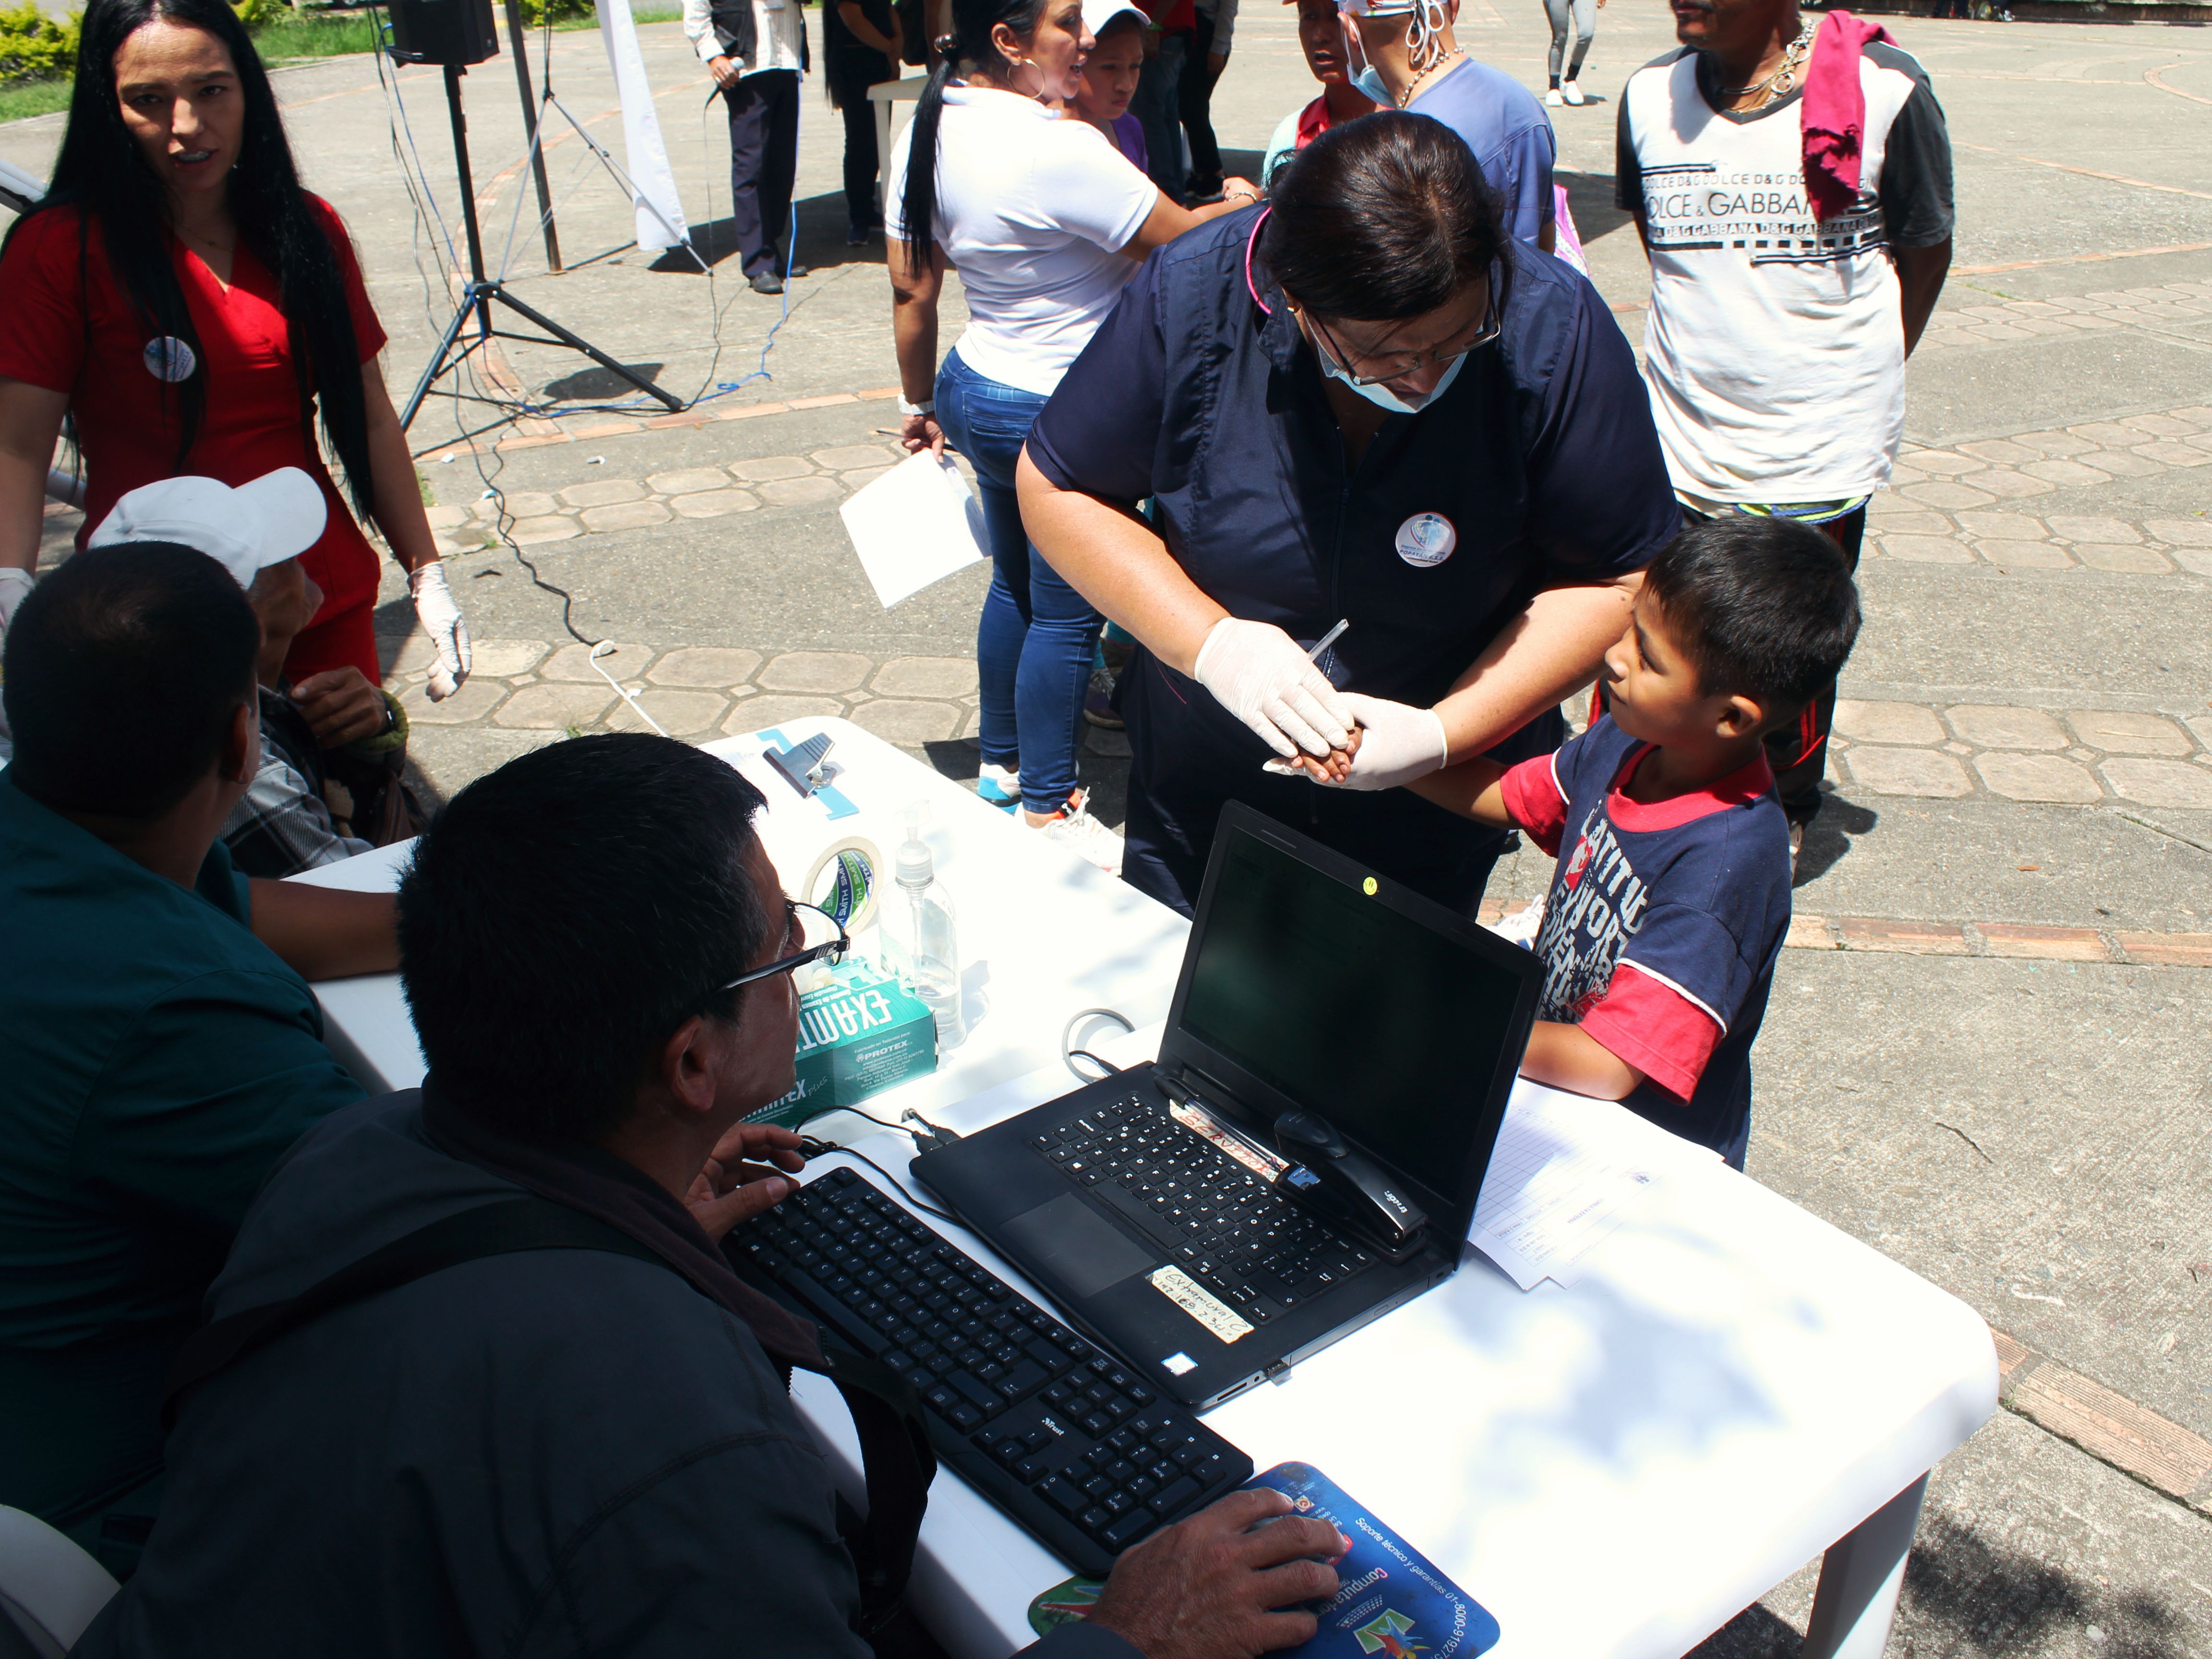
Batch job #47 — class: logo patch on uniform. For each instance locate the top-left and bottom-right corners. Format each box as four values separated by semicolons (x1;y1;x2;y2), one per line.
1395;512;1456;567
143;336;197;383
1562;836;1594;890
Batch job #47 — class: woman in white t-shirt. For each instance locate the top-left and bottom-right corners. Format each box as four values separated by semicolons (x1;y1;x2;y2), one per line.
883;0;1256;871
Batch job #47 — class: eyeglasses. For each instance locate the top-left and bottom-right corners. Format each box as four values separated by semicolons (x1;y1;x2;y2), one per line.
1301;301;1501;387
706;899;850;1004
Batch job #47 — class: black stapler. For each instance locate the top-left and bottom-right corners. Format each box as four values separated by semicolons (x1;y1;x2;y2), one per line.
1273;1110;1428;1253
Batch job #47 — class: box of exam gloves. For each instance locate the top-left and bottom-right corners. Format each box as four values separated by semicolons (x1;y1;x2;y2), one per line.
749;957;939;1129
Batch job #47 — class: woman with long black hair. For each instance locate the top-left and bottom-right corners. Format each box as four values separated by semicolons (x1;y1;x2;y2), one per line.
0;0;469;700
882;0;1255;874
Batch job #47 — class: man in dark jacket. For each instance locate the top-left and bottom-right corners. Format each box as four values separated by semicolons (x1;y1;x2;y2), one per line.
82;733;1344;1657
0;542;388;1576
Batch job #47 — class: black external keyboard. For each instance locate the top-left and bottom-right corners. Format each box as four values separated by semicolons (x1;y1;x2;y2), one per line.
731;1165;1252;1576
1034;1094;1376;1326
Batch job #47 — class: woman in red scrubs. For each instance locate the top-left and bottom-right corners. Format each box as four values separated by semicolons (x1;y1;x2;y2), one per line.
0;0;470;698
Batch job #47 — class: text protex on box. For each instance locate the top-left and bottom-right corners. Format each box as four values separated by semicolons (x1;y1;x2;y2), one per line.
752;958;939;1128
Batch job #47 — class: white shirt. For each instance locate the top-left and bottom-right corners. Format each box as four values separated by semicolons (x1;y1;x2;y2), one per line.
1619;45;1949;509
884;86;1157;397
684;0;805;77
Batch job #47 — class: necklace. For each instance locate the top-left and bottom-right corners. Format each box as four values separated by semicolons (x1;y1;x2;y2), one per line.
1396;47;1465;108
1719;15;1814;106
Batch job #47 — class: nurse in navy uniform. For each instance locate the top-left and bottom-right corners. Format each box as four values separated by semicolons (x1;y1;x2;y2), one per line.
1017;112;1681;917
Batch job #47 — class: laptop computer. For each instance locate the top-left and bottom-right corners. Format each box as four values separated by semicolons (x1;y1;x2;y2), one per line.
912;802;1541;1411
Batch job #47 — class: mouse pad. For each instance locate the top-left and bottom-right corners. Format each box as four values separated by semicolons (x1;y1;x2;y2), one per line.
1246;1461;1500;1657
1024;1463;1499;1656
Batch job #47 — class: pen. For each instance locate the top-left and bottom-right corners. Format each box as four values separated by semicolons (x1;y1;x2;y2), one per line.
1307;618;1349;661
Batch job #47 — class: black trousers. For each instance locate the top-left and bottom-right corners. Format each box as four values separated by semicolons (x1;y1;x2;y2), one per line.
1762;505;1864;824
838;95;880;232
1178;7;1226;187
722;67;801;277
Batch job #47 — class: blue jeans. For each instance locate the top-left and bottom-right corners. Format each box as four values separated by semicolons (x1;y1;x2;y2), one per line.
1130;33;1188;200
935;350;1101;814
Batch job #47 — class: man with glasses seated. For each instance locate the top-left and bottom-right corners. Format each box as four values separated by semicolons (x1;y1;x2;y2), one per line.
84;733;1351;1659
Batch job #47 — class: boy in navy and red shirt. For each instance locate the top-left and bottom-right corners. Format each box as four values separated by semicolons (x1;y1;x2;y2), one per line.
1412;516;1861;1166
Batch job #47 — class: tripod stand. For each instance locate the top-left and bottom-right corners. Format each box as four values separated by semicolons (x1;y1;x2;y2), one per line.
400;61;685;431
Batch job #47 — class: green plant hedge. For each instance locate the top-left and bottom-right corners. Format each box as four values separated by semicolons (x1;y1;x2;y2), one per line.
0;2;80;85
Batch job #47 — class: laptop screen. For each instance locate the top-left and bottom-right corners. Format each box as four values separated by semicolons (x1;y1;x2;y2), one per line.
1176;822;1529;1185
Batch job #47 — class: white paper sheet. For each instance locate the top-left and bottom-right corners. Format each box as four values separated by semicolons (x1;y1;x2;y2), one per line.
1468;1087;1698;1289
840;452;989;608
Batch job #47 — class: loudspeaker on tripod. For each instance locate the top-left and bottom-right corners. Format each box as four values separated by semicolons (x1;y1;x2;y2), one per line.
386;0;499;66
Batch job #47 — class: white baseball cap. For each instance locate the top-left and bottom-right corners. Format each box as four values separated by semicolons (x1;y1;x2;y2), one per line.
1082;0;1150;36
88;469;328;590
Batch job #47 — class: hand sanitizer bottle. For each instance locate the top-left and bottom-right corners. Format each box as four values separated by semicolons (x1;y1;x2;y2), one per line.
881;801;962;1049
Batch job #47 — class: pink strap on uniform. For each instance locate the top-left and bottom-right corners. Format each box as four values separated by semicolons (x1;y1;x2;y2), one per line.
1244;207;1274;315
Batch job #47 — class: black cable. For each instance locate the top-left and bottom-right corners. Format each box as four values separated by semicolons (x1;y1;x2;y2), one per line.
797;1105;908;1140
798;1104;959;1152
797;1134;968;1229
1065;1047;1121;1082
1062;1007;1135;1082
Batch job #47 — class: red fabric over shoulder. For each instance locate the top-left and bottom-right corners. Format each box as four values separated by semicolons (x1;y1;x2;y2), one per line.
1803;11;1893;221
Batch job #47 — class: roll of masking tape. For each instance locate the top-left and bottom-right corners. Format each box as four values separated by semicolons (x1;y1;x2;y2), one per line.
804;835;882;934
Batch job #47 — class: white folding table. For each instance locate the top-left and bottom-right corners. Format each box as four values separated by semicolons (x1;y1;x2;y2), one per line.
866;75;930;221
292;716;1995;1659
292;720;1190;1115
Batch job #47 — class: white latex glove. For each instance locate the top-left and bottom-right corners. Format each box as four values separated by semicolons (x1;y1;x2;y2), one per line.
408;560;472;700
1321;692;1449;791
0;566;31;632
1191;617;1354;759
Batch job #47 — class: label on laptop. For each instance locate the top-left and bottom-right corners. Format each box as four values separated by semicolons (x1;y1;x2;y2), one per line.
1245;1462;1502;1658
1169;1099;1289;1183
1148;1265;1253;1344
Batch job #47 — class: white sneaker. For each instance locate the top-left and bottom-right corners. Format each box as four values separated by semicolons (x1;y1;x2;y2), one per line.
1032;788;1124;877
1545;87;1565;106
1561;80;1586;105
976;761;1020;813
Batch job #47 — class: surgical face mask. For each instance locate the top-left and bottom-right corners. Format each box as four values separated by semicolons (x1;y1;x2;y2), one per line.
1316;340;1467;414
1340;0;1452;92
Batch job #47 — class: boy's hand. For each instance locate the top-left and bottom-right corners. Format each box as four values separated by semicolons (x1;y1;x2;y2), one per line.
1262;724;1360;781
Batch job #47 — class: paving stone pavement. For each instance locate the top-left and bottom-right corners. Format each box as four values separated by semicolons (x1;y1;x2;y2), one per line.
13;4;2212;1654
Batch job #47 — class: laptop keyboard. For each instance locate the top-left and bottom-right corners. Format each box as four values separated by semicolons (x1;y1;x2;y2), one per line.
1034;1093;1376;1326
731;1166;1250;1575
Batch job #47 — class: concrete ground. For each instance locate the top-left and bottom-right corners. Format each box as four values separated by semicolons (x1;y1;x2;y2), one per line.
7;6;2212;1652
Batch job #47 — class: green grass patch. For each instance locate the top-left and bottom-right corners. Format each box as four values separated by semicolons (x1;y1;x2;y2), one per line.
250;8;386;60
0;1;691;127
0;75;67;120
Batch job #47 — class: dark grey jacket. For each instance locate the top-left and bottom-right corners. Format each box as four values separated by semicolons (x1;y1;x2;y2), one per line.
78;1094;1133;1657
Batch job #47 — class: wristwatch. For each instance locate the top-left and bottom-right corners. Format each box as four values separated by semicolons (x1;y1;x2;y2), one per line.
899;395;936;418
